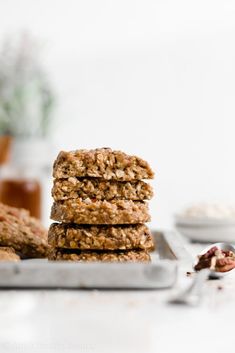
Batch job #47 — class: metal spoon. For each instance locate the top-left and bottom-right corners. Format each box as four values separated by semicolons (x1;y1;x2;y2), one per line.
169;242;235;306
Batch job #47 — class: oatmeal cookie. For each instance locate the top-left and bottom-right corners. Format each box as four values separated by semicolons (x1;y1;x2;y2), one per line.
48;248;151;262
53;148;154;181
0;247;20;262
52;178;153;201
0;203;48;258
51;199;150;224
48;223;153;250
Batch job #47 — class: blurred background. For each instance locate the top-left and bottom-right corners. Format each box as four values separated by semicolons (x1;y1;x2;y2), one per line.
1;0;235;229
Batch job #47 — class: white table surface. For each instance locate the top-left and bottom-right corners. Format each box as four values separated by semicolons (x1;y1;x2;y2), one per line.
0;241;234;353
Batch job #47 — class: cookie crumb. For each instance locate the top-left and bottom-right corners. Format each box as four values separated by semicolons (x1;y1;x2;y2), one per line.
186;271;193;277
217;285;223;291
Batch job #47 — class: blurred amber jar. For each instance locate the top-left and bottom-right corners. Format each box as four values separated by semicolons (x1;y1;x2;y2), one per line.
0;135;12;164
0;178;41;219
0;138;47;219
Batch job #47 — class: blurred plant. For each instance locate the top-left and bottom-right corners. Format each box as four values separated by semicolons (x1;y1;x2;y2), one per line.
0;32;54;137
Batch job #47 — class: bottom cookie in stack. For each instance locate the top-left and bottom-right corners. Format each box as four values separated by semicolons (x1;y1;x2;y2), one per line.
48;223;154;262
48;249;151;262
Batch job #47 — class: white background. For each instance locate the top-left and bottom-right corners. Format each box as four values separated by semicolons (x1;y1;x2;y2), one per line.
1;0;235;228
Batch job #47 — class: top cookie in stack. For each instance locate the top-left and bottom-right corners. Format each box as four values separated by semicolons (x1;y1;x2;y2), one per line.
49;148;154;262
52;148;154;180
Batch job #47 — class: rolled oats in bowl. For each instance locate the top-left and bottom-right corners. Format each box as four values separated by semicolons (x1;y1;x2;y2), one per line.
175;203;235;242
176;203;235;223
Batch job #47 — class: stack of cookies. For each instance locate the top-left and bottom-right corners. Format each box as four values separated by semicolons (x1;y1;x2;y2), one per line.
48;148;154;262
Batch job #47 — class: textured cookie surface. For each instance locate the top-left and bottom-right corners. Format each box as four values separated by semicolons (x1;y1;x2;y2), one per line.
0;247;20;261
48;249;151;262
0;203;48;258
53;148;154;181
51;199;150;224
52;177;153;201
48;223;154;250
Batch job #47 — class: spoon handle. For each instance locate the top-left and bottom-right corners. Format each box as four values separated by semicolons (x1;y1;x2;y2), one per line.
169;268;210;306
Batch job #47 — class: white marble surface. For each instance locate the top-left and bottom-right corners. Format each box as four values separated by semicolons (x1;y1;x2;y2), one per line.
0;243;234;353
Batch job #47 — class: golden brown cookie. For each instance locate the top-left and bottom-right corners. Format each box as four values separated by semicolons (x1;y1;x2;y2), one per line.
48;248;151;262
53;148;154;181
0;247;20;262
51;199;150;225
48;223;154;250
0;203;48;258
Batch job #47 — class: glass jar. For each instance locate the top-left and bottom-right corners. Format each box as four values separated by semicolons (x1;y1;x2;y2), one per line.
0;138;50;220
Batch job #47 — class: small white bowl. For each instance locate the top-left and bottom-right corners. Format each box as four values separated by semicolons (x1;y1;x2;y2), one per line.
175;216;235;243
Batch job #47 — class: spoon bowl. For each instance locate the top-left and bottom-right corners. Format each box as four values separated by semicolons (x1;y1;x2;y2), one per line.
169;242;235;305
194;242;235;279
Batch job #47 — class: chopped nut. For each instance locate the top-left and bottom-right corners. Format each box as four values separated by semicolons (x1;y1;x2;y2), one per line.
194;246;235;273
